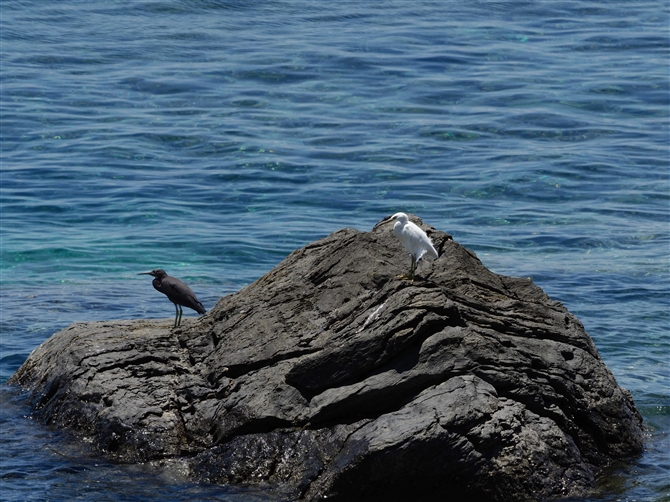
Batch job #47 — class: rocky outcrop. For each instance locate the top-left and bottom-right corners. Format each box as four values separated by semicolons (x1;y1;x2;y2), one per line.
9;216;643;501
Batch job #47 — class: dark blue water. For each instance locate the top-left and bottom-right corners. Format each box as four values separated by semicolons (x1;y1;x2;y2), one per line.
2;1;668;500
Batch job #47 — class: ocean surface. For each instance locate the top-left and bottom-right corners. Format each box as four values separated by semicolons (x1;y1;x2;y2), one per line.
1;0;668;500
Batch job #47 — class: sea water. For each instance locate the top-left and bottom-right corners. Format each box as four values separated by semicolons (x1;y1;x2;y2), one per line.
1;1;668;500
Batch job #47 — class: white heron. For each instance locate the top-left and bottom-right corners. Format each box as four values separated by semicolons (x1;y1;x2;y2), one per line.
388;212;439;281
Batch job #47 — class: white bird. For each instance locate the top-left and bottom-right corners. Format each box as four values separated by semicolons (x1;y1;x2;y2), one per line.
388;212;439;281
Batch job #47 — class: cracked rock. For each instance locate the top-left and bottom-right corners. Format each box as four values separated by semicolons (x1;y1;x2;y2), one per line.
9;215;643;501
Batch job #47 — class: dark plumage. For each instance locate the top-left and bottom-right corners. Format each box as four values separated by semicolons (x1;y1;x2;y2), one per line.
138;269;206;327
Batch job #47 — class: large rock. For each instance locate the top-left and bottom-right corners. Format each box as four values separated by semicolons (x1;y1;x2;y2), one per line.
9;216;643;501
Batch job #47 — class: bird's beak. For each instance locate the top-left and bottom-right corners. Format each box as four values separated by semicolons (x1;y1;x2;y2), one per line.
138;271;153;275
372;215;394;231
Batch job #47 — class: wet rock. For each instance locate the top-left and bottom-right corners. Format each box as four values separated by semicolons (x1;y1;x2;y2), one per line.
9;215;643;501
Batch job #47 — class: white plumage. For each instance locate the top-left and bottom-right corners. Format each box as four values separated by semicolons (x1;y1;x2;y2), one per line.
389;212;439;280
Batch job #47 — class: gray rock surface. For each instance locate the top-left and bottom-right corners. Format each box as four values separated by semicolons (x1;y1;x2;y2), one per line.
9;216;644;501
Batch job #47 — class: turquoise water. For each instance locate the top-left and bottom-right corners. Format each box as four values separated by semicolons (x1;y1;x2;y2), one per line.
1;1;668;500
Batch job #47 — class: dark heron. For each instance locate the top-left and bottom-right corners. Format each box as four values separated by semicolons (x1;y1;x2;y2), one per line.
138;269;206;327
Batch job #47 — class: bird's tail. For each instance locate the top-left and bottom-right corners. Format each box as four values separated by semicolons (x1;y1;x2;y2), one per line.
196;302;206;315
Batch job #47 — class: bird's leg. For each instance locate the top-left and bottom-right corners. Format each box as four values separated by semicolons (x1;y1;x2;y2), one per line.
177;305;183;327
397;255;416;281
173;303;179;328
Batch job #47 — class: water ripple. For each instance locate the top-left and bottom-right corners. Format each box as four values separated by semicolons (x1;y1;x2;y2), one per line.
1;0;668;500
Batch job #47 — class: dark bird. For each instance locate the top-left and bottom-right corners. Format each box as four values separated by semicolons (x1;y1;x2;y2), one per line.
138;269;206;328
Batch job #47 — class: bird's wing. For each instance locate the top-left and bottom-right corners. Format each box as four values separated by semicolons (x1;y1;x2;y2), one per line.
162;277;206;314
424;236;439;259
406;223;439;260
